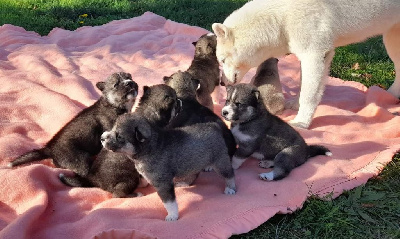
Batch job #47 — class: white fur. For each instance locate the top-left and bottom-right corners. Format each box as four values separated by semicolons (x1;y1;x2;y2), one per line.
224;177;236;195
163;200;179;221
231;124;253;142
259;171;274;181
251;152;264;160
213;0;400;128
231;155;247;170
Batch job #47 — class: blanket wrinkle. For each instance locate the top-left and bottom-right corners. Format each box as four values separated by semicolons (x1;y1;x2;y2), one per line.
1;12;400;239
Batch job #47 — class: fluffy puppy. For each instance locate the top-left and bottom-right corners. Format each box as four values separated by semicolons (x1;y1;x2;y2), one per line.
60;149;144;198
163;70;235;156
134;84;182;127
8;72;138;177
221;83;332;181
101;114;236;221
60;84;181;197
250;58;285;115
187;33;220;110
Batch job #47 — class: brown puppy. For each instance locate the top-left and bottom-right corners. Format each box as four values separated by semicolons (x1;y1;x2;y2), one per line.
250;58;285;115
187;33;220;110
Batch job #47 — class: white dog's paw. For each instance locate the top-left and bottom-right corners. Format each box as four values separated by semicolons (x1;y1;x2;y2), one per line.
259;160;274;169
259;171;274;181
203;166;214;172
285;98;300;110
224;187;236;195
289;119;310;129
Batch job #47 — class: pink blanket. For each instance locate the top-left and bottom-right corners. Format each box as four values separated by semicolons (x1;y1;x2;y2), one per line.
1;12;399;239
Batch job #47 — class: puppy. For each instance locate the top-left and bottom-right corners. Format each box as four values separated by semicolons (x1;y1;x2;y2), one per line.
101;114;236;221
60;84;181;197
222;84;332;181
187;33;220;110
250;58;285;115
163;70;236;157
212;0;400;128
134;84;182;127
59;149;144;198
8;72;138;177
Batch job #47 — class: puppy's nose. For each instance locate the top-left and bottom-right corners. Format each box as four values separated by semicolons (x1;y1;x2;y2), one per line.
100;132;110;143
222;110;229;116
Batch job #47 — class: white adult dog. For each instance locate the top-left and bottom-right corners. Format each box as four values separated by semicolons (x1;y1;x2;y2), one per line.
212;0;400;128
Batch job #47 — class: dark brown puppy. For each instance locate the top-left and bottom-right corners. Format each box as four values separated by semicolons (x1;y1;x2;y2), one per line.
8;72;138;177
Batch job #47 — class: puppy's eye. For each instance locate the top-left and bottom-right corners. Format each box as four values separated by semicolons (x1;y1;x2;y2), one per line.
235;102;241;107
113;81;120;88
116;132;123;141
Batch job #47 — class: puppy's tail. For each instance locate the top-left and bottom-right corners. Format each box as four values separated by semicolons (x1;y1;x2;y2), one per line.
59;173;93;187
8;148;50;168
308;145;332;158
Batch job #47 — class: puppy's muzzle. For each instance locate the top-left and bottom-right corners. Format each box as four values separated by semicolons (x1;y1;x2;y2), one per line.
100;131;118;151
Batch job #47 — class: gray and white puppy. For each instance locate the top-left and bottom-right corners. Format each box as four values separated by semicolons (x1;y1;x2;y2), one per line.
59;84;181;197
8;72;138;178
250;58;285;115
101;114;236;221
187;33;220;110
221;83;331;181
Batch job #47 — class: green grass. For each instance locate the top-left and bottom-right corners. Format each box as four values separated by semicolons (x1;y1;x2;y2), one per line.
1;1;399;238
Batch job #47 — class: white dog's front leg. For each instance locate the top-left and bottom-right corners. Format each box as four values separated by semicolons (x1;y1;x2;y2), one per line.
290;50;334;128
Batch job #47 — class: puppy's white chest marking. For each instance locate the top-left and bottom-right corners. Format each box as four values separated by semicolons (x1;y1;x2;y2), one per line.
135;162;152;185
231;124;253;142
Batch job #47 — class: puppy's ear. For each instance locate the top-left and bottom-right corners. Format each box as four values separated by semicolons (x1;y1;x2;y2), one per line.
96;82;106;91
212;23;230;39
142;86;151;96
135;125;151;143
192;41;197;46
192;79;201;91
252;90;260;100
163;76;171;83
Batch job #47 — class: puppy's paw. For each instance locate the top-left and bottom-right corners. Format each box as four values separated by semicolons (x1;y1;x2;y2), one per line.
165;214;179;221
138;177;149;188
224;187;236;195
135;192;144;197
259;171;274;181
259;160;274;168
251;152;264;160
174;182;191;187
203;166;214;172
